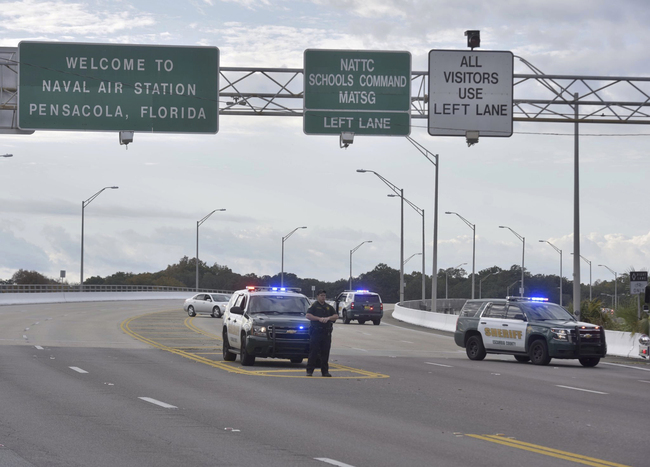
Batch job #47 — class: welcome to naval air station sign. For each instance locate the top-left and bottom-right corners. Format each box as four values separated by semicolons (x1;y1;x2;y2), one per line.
17;42;219;133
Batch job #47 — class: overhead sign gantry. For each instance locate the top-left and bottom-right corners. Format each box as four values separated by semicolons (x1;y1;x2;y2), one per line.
17;42;219;133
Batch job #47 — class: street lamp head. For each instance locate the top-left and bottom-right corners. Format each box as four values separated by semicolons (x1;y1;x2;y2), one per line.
218;209;226;212
356;169;367;173
445;211;453;214
110;186;119;189
300;226;307;229
498;225;506;229
539;240;545;243
2;154;13;158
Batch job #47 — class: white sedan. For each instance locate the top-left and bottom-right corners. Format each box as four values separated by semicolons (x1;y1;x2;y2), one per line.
183;293;232;318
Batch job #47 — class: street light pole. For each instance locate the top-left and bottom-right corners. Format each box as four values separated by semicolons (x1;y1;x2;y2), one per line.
350;240;372;290
539;240;563;306
390;194;425;301
80;186;119;291
357;169;405;303
406;136;439;312
196;209;226;291
479;272;495;299
446;211;476;299
598;264;618;311
445;262;467;299
499;225;525;297
281;226;307;287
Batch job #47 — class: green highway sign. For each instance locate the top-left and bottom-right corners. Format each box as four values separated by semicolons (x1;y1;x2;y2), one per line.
303;49;411;136
18;41;219;133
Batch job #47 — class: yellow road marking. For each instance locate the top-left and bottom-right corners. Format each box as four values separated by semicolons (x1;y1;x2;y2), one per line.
466;434;630;467
121;311;388;379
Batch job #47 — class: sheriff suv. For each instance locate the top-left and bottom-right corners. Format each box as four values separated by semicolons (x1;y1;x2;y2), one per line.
335;290;383;325
222;286;311;366
454;297;607;367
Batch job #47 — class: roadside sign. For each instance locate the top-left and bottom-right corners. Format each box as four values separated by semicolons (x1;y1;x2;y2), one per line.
18;41;219;133
630;271;648;294
304;49;411;136
428;49;513;137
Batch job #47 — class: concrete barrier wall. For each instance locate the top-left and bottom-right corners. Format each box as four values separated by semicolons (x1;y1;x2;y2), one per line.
0;292;190;306
393;303;643;359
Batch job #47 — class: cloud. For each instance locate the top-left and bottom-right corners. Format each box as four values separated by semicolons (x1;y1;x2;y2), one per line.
0;1;156;36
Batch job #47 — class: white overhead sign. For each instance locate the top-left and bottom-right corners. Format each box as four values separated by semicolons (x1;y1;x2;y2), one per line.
428;50;513;137
630;271;648;294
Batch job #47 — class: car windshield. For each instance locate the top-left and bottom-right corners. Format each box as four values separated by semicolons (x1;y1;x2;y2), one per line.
521;302;575;321
210;294;231;302
354;294;380;303
248;295;310;315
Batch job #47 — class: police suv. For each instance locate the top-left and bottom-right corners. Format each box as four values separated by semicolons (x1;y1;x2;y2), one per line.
454;297;607;367
335;290;383;325
222;286;311;366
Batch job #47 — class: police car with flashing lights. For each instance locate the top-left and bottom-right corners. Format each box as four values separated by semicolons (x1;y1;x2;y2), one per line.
454;296;607;367
335;290;383;325
221;286;311;366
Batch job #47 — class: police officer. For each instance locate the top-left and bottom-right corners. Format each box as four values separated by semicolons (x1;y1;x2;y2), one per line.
305;289;338;377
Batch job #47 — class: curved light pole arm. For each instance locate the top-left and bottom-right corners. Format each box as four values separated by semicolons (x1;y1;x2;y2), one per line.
196;209;226;291
479;272;495;299
598;264;618;310
446;211;476;299
499;225;525;297
350;240;372;290
405;136;439;311
539;240;563;306
80;186;119;290
281;226;307;287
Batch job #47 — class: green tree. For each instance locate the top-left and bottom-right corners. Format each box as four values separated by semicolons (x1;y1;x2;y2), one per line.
11;269;53;284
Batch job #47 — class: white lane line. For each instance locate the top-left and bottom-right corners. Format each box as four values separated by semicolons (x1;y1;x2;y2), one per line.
639;380;650;384
602;362;650;372
22;335;28;339
425;362;453;368
556;385;608;395
34;345;44;350
138;397;178;409
400;340;414;344
69;367;88;374
351;348;368;352
315;458;355;467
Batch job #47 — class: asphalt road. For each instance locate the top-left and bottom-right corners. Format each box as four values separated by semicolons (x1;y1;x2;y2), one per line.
0;300;648;467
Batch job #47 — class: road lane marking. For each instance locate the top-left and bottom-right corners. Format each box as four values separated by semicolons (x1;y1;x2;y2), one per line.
467;434;630;467
121;312;388;379
34;345;43;350
639;380;650;384
601;362;650;372
556;385;608;395
138;397;177;409
315;458;355;467
425;362;453;368
69;367;88;374
400;340;414;344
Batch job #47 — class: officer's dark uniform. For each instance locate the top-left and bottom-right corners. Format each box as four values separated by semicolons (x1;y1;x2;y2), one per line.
306;300;337;376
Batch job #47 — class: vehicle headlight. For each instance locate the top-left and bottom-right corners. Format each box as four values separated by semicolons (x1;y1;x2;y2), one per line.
252;325;268;337
552;328;570;341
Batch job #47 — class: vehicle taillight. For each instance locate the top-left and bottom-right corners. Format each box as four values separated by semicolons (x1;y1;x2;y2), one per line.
370;305;374;311
351;303;355;309
380;303;383;311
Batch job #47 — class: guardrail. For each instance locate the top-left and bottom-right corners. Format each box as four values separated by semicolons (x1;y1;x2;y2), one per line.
0;284;233;294
399;299;467;314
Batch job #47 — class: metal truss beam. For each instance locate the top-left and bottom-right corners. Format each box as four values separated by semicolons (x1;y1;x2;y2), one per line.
2;48;650;133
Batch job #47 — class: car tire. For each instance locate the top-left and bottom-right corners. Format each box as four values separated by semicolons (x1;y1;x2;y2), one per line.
466;335;486;361
529;339;551;365
222;329;236;361
187;305;196;317
514;355;530;363
211;306;221;318
358;319;366;325
372;319;381;326
240;334;255;366
578;357;600;367
290;358;303;364
343;310;351;324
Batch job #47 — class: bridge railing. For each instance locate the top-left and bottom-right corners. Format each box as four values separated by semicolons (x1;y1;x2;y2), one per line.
398;299;467;314
0;284;233;294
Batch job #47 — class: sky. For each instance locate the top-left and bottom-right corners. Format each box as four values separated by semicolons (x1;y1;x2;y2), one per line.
0;0;649;290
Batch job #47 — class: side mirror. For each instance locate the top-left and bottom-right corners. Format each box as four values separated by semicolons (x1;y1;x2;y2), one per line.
230;306;243;315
